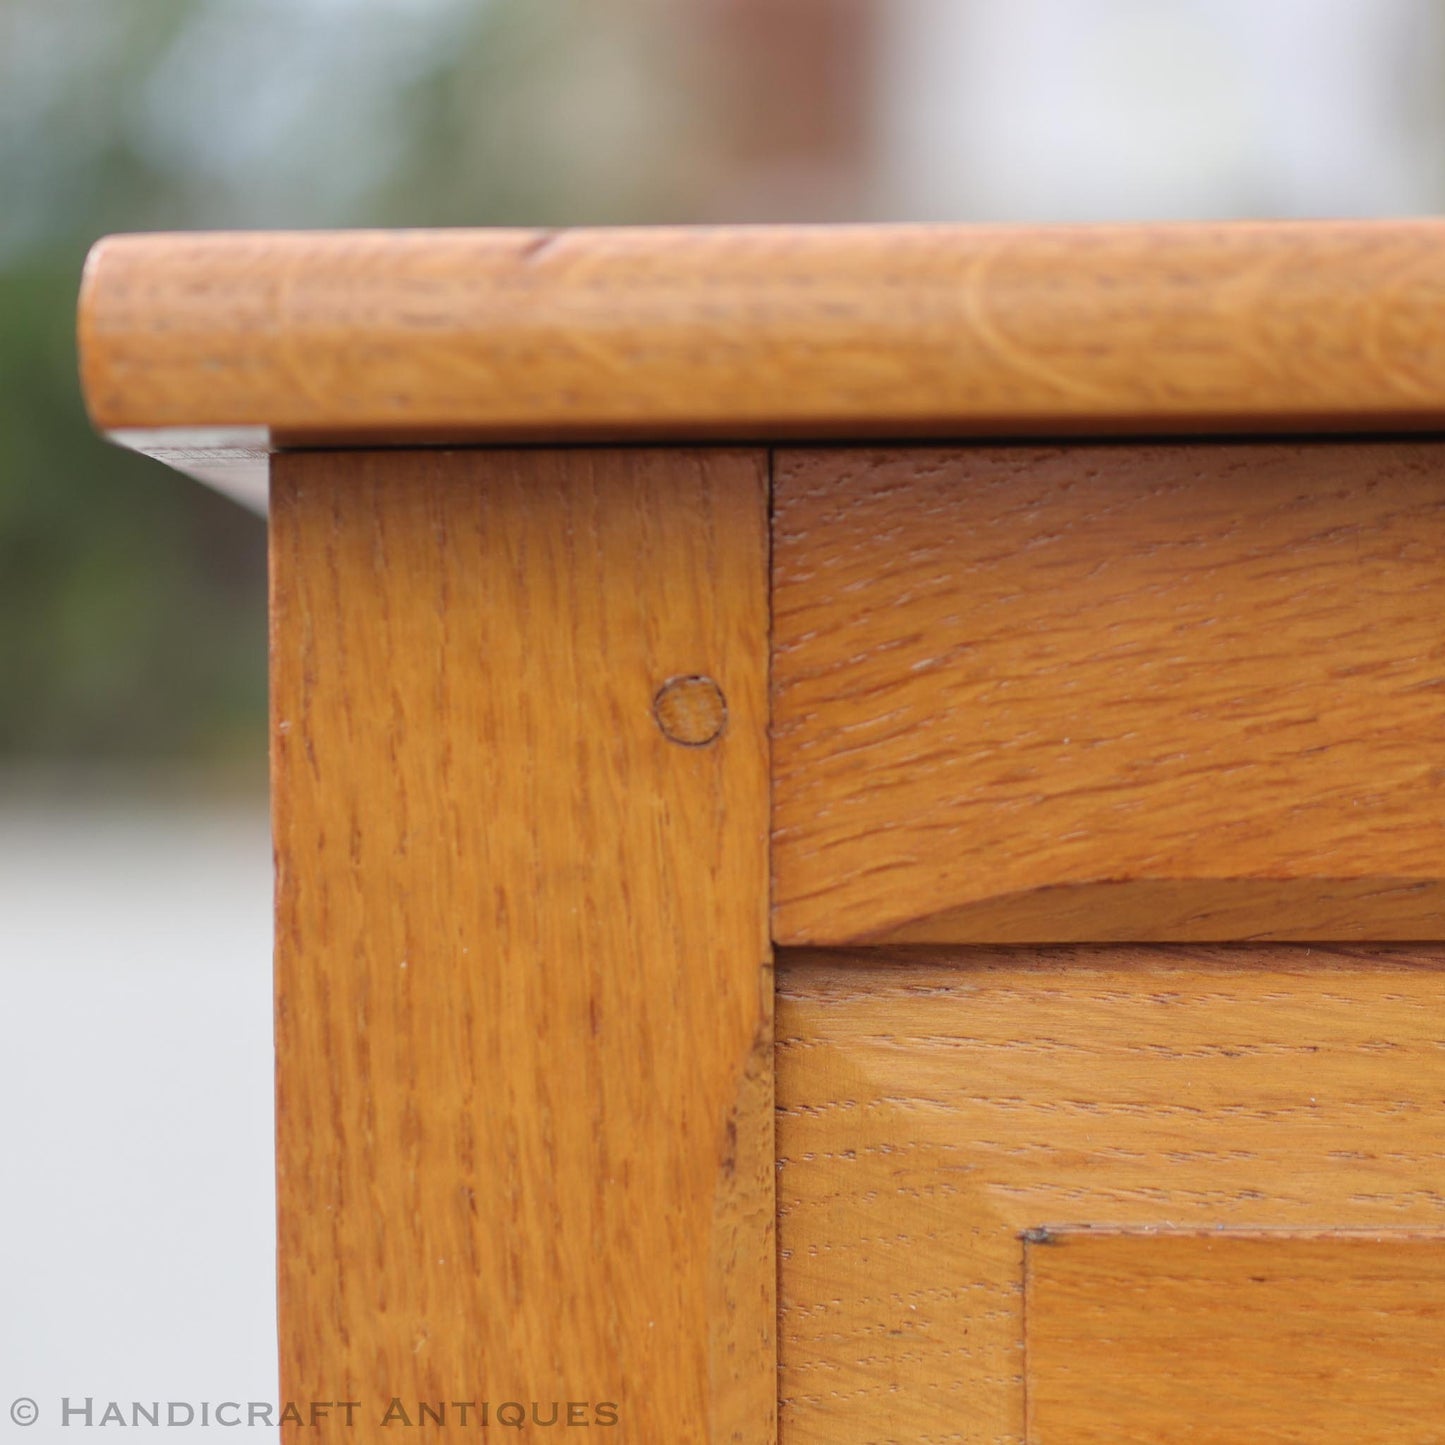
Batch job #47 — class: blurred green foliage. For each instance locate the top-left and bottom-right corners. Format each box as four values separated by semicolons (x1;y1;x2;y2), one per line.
1;0;696;768
0;261;265;761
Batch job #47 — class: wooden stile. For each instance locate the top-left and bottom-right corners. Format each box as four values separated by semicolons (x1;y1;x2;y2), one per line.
270;448;773;1443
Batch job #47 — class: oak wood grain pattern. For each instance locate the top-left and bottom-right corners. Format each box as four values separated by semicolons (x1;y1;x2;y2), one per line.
80;221;1445;450
776;946;1445;1445
772;443;1445;944
271;448;772;1443
1027;1231;1445;1443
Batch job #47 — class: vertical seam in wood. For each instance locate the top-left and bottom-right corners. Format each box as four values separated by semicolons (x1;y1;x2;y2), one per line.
766;444;781;1438
1022;1233;1033;1445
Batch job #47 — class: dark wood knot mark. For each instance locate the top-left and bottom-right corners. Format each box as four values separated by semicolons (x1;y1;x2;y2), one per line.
653;675;727;747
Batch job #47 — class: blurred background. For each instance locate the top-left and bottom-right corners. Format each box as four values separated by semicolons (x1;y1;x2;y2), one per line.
4;0;1445;1437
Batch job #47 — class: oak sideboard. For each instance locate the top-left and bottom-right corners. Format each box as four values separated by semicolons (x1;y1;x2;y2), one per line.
80;222;1445;1443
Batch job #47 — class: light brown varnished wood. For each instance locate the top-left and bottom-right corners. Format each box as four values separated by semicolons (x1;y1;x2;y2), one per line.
81;218;1445;1442
271;448;772;1443
1027;1230;1445;1443
776;946;1445;1445
80;222;1445;489
772;443;1445;944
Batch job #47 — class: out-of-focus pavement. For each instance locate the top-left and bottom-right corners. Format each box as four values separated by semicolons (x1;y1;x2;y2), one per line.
0;791;277;1441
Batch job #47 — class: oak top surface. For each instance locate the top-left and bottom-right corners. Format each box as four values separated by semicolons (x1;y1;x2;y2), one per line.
80;221;1445;480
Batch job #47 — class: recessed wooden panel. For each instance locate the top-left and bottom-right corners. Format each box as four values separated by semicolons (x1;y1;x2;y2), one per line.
1027;1231;1445;1444
271;449;773;1444
776;946;1445;1445
772;443;1445;943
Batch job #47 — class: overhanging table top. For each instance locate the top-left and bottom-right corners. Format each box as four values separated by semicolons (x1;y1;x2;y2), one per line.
79;221;1445;507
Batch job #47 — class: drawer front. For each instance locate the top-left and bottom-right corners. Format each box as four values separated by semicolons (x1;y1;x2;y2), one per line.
776;946;1445;1444
772;443;1445;945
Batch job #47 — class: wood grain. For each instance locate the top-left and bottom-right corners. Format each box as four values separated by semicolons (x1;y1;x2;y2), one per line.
81;222;1445;475
1027;1230;1445;1444
271;448;772;1443
776;946;1445;1445
772;443;1445;943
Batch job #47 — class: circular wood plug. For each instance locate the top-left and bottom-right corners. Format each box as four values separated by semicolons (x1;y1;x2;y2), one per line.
653;675;727;746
